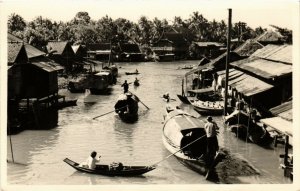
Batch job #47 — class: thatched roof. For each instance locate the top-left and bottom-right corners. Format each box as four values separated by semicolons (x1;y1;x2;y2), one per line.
254;30;284;43
233;39;264;57
8;33;45;59
47;41;72;55
8;42;28;64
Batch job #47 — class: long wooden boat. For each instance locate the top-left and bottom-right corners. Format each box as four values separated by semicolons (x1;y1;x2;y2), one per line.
67;72;110;94
192;100;224;116
114;93;139;123
125;72;140;75
162;108;211;175
63;158;155;176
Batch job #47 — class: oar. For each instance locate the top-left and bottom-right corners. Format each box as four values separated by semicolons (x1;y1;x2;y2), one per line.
92;105;128;120
160;97;176;101
152;134;207;166
129;91;150;110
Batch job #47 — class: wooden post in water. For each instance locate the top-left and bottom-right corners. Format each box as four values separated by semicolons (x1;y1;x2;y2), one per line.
284;135;289;166
224;9;232;116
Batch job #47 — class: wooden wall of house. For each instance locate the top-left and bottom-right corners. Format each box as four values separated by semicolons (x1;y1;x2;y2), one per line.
8;64;58;99
8;66;23;99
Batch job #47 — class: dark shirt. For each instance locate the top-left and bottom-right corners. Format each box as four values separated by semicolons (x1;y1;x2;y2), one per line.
121;82;129;92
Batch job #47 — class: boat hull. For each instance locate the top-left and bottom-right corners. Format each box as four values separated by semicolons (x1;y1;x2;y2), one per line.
64;158;155;176
162;133;208;175
177;94;191;104
192;101;224;116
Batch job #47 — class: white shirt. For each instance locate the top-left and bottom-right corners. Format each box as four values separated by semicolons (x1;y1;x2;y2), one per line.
86;156;100;169
205;121;218;138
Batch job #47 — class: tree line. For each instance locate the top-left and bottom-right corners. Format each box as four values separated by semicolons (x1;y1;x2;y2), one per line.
8;11;291;51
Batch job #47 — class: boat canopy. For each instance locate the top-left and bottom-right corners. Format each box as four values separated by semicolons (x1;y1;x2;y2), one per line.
94;71;110;76
164;110;206;147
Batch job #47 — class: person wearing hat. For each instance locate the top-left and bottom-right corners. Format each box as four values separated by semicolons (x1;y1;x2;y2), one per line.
204;116;219;160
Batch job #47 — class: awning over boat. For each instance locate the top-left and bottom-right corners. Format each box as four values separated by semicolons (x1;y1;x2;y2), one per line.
260;117;292;137
188;87;213;94
218;69;273;97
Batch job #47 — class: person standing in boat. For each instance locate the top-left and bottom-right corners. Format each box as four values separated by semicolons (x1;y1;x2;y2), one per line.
204;116;219;160
86;151;101;170
121;80;129;93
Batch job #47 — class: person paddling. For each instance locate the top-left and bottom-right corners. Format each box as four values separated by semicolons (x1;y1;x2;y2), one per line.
86;151;101;170
121;80;129;93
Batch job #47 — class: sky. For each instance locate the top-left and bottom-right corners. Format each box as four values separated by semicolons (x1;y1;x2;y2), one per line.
0;0;297;30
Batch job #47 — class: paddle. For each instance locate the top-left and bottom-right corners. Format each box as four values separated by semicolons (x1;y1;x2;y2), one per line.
129;91;150;110
92;105;128;120
160;97;176;101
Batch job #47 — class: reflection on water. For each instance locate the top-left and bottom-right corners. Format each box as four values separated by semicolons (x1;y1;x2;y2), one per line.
7;61;291;184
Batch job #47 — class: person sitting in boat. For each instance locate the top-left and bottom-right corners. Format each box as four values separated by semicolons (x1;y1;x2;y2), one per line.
204;116;219;160
121;80;129;93
86;151;101;170
163;92;170;102
134;77;139;86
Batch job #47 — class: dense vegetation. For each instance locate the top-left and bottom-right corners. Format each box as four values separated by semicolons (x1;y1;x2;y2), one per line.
8;11;292;51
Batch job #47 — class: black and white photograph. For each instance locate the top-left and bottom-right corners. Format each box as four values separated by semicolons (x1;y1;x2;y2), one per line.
0;0;299;190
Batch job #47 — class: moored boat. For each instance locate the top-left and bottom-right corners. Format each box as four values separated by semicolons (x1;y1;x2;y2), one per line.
63;158;155;176
192;100;224;116
225;109;272;144
89;71;110;94
114;93;139;123
163;108;214;175
125;72;140;75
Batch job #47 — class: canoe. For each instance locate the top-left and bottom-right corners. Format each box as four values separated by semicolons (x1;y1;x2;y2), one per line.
192;100;224;116
114;93;139;123
63;158;155;176
162;108;211;175
125;72;140;75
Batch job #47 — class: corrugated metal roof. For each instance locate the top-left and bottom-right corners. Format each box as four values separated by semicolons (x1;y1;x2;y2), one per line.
269;101;292;121
251;44;292;64
260;117;292;137
231;58;292;79
218;69;273;96
31;60;64;72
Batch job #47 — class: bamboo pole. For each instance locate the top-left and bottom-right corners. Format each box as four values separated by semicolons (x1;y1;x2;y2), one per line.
224;9;232;116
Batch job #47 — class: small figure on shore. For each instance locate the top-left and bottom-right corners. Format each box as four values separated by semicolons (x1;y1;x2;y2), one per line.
204;116;219;160
121;80;129;93
86;151;101;170
135;69;139;73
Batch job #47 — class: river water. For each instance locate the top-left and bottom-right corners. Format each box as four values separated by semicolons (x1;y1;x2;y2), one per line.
6;61;292;185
